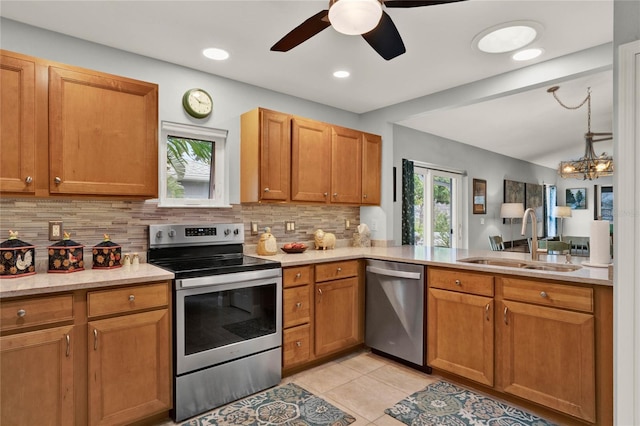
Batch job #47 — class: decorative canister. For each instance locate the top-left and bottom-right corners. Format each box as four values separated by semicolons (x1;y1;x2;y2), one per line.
48;232;84;273
92;234;122;269
256;227;278;256
0;230;36;278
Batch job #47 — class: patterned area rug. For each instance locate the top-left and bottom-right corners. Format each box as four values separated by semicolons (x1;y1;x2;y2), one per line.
385;380;557;426
182;382;356;426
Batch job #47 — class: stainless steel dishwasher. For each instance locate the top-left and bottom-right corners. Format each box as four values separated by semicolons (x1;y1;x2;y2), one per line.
365;259;425;367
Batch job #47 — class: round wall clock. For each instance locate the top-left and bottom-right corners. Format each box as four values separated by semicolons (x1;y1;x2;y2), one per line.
182;88;213;118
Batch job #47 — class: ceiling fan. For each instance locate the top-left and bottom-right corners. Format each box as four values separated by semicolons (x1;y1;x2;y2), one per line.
270;0;467;60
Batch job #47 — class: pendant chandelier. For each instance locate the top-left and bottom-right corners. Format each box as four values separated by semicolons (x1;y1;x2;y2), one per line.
547;85;613;180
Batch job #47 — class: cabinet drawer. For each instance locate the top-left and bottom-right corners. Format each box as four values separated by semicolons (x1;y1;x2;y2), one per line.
283;323;311;367
315;260;359;282
1;294;73;332
284;265;313;288
501;277;593;313
88;282;168;318
429;268;494;297
284;285;311;328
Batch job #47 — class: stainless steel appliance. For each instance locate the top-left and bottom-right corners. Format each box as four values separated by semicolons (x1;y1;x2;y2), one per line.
148;223;282;422
365;259;426;367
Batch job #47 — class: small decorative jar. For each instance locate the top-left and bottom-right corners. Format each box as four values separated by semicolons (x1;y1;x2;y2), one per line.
48;232;84;273
0;230;36;279
256;227;278;256
92;234;122;269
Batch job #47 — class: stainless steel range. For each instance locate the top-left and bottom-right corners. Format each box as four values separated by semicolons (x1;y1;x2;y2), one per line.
148;223;282;422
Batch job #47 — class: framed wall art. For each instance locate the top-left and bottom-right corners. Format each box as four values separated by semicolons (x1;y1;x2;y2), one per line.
566;187;587;210
472;179;486;214
503;179;525;223
525;183;543;221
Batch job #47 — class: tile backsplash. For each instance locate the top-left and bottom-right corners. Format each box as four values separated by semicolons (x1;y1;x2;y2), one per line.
0;198;361;269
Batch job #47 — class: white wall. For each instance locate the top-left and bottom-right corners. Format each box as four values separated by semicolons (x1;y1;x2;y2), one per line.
555;176;614;237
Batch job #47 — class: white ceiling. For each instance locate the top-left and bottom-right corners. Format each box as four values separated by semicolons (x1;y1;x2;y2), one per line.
0;0;615;169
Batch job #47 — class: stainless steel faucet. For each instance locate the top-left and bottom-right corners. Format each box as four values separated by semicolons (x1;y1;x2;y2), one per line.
521;208;547;261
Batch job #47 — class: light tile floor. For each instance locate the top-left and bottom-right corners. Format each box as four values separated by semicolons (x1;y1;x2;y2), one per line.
155;350;438;425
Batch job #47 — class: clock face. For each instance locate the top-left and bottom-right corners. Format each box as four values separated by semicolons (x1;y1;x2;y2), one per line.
183;89;212;118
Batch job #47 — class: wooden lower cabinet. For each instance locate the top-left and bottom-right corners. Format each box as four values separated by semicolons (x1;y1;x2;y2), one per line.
283;323;312;368
0;325;74;426
315;277;361;357
88;309;171;426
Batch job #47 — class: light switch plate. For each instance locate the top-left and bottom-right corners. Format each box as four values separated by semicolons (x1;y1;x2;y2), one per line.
250;222;259;235
285;221;296;233
49;221;63;241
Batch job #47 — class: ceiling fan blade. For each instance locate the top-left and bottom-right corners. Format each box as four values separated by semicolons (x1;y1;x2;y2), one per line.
362;11;405;60
271;10;331;52
384;0;467;8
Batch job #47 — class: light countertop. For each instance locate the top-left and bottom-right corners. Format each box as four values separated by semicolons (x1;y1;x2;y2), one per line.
249;245;612;287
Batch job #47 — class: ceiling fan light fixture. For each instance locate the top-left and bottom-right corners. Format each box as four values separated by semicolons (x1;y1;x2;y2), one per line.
329;0;383;36
474;21;541;53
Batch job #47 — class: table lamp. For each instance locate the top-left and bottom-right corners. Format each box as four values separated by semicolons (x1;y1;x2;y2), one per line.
552;206;572;241
501;203;525;248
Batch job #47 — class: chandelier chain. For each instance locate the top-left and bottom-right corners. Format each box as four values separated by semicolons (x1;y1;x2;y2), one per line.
550;87;592;132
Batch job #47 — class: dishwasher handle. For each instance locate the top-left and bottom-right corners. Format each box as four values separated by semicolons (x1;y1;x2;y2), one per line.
366;266;421;280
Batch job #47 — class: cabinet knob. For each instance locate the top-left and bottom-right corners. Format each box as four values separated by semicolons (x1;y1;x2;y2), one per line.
296;302;302;308
323;192;328;197
17;309;26;318
295;272;302;278
25;176;33;184
264;187;270;192
54;176;62;184
129;295;135;302
333;193;338;197
363;194;368;199
454;279;461;286
337;267;342;272
296;341;302;347
540;291;548;298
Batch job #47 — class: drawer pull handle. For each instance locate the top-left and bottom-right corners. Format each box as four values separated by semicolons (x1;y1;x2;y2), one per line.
296;302;302;308
296;272;302;279
17;309;26;318
540;291;548;298
129;295;135;302
66;334;70;357
93;329;98;350
454;279;461;286
485;303;490;321
503;306;509;325
296;341;302;347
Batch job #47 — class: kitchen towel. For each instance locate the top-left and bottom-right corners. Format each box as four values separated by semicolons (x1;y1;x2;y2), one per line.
589;220;611;265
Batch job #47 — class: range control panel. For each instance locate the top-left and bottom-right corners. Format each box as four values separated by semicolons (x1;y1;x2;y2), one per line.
149;223;244;248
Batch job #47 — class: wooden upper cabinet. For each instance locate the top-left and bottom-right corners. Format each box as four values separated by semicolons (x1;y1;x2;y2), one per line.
0;53;36;194
361;132;381;205
331;126;362;204
240;108;291;202
291;117;331;203
48;66;158;197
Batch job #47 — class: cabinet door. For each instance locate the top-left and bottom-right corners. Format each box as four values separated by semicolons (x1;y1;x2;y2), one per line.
88;309;171;426
0;53;36;194
361;132;381;205
291;117;331;202
259;109;291;201
315;277;360;356
48;66;158;197
0;325;74;426
427;288;494;386
498;300;596;423
330;126;361;204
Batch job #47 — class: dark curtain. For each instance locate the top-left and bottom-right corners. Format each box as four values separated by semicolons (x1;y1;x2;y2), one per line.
402;159;415;245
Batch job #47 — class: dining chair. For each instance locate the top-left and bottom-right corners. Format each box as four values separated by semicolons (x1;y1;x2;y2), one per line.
488;235;505;251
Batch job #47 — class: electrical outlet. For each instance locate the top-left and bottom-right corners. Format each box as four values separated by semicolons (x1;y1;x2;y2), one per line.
371;220;378;231
251;222;259;235
49;221;63;241
285;221;296;233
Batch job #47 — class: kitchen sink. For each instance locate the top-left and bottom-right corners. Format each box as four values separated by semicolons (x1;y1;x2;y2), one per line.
458;257;581;272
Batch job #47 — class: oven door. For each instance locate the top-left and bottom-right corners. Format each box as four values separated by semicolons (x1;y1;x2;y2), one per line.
175;268;282;375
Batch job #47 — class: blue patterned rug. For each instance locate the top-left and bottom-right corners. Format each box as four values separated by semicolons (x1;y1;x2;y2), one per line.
385;380;557;426
182;382;355;426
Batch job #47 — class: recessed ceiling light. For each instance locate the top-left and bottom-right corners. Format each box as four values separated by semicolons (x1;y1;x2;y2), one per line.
473;21;542;54
512;48;543;61
203;48;229;61
333;70;350;78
